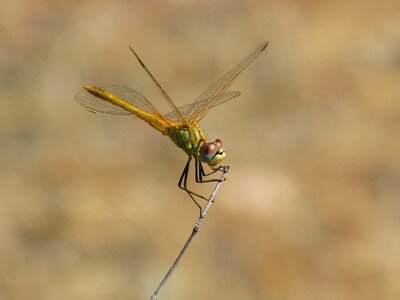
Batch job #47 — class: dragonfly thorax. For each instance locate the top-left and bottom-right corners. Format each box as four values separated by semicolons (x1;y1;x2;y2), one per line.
168;126;226;166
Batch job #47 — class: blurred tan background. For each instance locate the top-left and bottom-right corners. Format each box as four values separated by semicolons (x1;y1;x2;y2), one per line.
1;1;399;299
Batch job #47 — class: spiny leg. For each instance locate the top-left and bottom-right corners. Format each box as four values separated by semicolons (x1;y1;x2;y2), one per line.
195;158;227;183
178;156;209;212
200;163;220;177
179;157;209;200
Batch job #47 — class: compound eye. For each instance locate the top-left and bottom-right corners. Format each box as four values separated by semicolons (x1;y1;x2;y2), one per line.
215;139;223;148
203;142;217;155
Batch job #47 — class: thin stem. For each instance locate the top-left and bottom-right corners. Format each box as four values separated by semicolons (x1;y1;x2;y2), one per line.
149;166;230;300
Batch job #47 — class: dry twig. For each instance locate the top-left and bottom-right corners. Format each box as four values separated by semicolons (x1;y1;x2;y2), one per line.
149;166;230;300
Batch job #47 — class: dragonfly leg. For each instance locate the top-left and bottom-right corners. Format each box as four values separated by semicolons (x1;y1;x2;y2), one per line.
178;156;209;212
212;165;230;173
195;158;228;183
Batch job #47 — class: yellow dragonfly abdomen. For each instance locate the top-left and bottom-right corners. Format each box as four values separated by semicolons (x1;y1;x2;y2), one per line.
83;85;173;134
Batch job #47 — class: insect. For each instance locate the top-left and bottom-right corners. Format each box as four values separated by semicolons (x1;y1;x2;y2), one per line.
76;41;268;212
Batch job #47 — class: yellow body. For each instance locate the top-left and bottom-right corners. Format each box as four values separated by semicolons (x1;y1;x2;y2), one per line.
83;85;207;157
83;85;173;134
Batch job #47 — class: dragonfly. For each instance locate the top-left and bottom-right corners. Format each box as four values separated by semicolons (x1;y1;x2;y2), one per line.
76;41;268;212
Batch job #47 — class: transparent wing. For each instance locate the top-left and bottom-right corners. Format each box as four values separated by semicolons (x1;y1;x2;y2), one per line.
187;41;268;123
129;47;186;123
163;91;241;121
75;85;158;115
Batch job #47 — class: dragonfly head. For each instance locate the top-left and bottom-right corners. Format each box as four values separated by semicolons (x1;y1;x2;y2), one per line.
199;139;226;166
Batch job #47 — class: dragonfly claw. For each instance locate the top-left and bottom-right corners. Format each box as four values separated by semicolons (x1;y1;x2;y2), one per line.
221;166;230;173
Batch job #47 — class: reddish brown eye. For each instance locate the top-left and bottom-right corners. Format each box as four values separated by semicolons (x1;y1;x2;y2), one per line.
215;139;223;148
204;143;217;155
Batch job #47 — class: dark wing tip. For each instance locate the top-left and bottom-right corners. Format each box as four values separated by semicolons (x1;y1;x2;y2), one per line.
86;108;97;114
261;41;269;52
128;45;147;69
